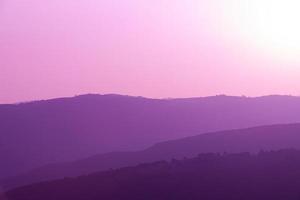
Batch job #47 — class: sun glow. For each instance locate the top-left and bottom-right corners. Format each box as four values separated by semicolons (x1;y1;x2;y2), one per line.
225;0;300;60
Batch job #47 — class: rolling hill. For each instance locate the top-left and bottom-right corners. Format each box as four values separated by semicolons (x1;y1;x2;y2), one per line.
4;149;300;200
2;94;300;180
3;123;300;190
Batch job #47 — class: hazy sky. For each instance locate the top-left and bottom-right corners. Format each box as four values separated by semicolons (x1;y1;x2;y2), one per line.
1;0;300;103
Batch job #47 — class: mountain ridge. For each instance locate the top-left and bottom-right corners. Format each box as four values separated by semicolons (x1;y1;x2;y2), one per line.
5;93;300;106
2;94;300;180
3;123;300;190
4;149;300;200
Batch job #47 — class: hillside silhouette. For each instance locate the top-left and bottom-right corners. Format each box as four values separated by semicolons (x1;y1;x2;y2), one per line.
4;149;300;200
2;94;300;180
3;123;300;190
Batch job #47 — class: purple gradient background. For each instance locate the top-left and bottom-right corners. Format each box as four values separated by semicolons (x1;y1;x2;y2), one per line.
1;0;300;103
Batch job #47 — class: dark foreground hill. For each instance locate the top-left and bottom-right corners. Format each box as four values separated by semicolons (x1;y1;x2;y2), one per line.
4;149;300;200
4;123;300;190
2;94;300;179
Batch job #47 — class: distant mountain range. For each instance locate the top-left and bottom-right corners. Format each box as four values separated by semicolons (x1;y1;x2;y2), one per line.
2;94;300;180
4;149;300;200
3;123;300;190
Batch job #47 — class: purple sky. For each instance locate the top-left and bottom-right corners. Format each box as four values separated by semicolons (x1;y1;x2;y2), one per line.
1;0;300;103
